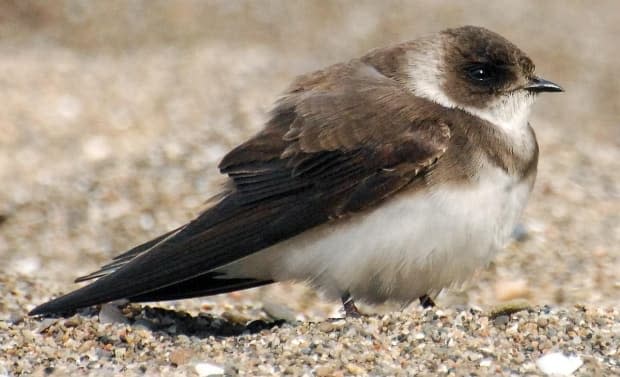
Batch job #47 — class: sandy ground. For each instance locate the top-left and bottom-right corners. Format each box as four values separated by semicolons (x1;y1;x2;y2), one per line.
1;1;619;376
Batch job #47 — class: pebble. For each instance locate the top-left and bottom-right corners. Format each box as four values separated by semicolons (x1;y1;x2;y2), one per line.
63;316;81;328
194;362;225;377
346;363;365;375
99;304;130;325
536;352;584;376
511;223;530;242
36;318;58;333
11;256;41;275
169;348;194;366
82;136;111;162
317;320;345;333
314;365;333;376
8;304;614;375
494;279;530;301
493;315;510;326
262;301;298;323
114;347;126;359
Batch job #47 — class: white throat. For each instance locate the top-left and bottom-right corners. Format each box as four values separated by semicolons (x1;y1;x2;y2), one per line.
406;45;536;142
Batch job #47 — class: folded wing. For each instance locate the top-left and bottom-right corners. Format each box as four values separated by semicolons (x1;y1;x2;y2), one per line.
29;60;450;315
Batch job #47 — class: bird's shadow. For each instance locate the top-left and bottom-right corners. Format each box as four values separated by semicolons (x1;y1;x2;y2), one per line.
126;305;289;338
37;304;289;339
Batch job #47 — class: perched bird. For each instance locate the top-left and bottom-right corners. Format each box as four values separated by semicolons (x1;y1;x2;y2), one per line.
30;26;562;317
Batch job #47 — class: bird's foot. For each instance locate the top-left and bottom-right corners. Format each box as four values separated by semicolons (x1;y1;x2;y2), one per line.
341;293;363;318
419;294;436;308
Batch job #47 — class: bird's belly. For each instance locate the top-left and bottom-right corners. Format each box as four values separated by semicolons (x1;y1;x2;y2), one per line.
221;167;533;304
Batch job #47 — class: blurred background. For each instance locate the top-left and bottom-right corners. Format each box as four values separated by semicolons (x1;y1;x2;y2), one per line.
1;1;618;320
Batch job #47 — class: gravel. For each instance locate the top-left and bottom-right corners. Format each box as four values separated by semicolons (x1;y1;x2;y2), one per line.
1;303;618;376
1;1;619;376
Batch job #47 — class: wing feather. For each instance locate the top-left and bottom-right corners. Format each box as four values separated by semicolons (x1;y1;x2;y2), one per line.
30;59;451;315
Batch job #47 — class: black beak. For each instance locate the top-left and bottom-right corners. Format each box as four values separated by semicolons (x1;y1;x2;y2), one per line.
525;76;563;93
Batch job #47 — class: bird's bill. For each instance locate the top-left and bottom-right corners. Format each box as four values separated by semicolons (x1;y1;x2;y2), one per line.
525;76;564;93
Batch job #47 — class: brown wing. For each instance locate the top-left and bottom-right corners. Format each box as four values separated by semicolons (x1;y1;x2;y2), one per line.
221;61;450;206
30;60;450;315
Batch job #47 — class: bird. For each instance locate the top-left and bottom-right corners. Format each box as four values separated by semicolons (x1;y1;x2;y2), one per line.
30;26;562;318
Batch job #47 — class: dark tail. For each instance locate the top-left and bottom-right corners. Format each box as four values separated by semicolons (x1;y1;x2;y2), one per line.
29;272;271;316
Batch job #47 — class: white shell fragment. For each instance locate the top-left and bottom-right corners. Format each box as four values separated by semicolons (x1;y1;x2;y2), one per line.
194;362;225;377
536;352;583;376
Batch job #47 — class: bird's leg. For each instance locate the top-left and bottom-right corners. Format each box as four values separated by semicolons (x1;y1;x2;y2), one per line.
341;292;362;318
419;294;435;308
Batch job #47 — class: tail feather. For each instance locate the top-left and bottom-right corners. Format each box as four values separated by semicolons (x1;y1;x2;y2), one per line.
29;273;272;316
128;274;272;302
75;225;186;283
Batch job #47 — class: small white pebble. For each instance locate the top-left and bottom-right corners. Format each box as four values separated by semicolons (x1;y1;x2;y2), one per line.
495;279;530;301
290;336;305;346
82;136;111;161
0;362;10;377
506;322;520;335
536;352;583;376
139;213;155;230
114;348;126;359
12;256;41;275
56;95;82;120
99;303;130;325
194;362;225;377
480;358;493;367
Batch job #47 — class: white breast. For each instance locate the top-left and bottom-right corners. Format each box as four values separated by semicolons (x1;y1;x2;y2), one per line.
220;165;534;305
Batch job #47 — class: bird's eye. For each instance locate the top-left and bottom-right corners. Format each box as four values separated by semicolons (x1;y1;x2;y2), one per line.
466;64;495;82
